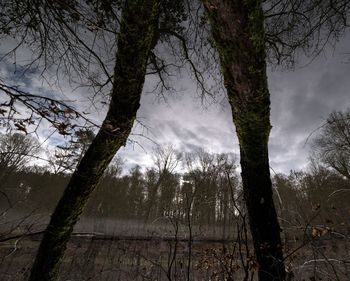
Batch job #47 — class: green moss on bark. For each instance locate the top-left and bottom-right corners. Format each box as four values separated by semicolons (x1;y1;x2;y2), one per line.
29;1;160;281
202;0;285;280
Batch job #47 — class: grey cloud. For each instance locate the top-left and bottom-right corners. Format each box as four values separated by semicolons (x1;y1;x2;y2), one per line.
264;32;350;173
2;27;349;176
179;142;204;153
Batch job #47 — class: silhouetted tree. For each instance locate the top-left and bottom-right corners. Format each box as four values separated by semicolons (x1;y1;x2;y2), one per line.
0;132;40;185
312;110;350;181
273;171;309;226
144;145;180;222
126;165;146;219
304;161;350;223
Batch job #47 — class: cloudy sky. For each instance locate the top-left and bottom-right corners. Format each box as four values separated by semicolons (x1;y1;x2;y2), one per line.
1;26;349;175
113;31;350;174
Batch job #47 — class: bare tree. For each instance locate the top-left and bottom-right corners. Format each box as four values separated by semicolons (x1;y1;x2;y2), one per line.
0;132;40;184
144;145;181;222
312;110;350;181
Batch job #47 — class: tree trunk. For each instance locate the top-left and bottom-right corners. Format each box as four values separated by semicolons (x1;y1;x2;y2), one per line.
29;1;159;280
202;0;286;280
144;173;164;223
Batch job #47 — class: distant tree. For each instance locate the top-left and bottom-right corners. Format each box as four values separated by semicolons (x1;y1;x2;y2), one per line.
104;155;124;178
126;165;146;219
24;171;68;212
273;171;309;225
0;132;40;185
157;171;179;217
182;150;215;225
304;160;350;222
84;156;124;217
312;110;350;181
181;150;236;226
105;175;130;218
273;164;350;238
215;154;238;237
144;145;180;222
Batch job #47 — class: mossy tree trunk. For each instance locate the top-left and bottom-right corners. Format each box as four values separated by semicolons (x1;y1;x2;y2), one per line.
202;0;286;280
29;1;159;280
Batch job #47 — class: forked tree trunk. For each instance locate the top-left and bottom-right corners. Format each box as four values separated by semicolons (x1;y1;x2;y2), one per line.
29;1;159;280
202;0;286;280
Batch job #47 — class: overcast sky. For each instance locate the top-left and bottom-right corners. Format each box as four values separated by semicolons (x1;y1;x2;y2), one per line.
1;28;349;175
116;31;350;174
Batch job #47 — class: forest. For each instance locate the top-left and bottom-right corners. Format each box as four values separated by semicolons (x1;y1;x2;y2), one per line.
0;131;350;228
0;0;349;280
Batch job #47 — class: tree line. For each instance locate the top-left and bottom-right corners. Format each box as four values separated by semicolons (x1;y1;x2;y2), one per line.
1;108;349;230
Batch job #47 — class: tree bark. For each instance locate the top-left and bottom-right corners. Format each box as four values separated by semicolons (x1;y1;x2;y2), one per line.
202;0;285;280
29;1;159;280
